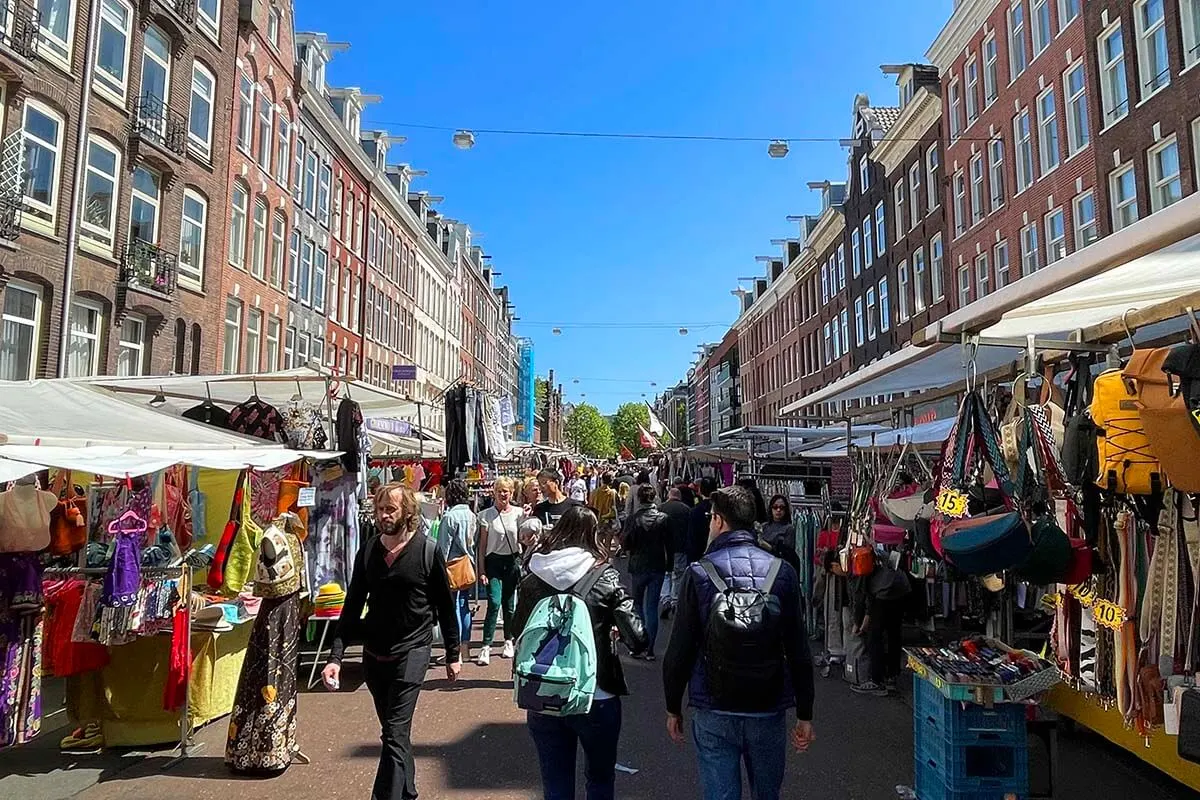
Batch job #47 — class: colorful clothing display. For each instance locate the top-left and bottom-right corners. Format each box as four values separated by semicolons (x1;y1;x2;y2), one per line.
304;466;361;593
281;401;328;450
229;399;288;443
0;554;44;749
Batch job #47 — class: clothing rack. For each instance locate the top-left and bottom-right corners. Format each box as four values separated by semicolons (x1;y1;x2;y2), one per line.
43;562;200;768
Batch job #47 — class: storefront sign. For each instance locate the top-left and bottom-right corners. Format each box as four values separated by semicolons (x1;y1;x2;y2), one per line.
366;417;413;437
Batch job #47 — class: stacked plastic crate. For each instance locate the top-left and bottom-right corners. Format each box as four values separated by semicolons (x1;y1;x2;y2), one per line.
913;676;1029;800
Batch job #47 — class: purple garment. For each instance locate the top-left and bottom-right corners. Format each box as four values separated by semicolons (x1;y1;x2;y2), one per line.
103;533;142;607
0;554;42;613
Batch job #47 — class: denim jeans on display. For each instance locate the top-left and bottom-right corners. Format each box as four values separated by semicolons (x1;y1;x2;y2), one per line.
527;697;622;800
691;709;788;800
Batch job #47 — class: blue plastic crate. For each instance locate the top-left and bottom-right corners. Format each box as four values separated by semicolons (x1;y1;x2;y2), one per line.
915;756;1027;800
916;733;1028;794
915;675;1027;746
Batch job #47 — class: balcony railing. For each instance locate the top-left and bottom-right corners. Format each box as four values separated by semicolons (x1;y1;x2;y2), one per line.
0;187;20;239
130;94;187;158
0;0;40;60
121;238;178;297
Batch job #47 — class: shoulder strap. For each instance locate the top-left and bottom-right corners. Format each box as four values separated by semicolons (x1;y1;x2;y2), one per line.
761;557;783;595
569;564;606;599
698;558;728;592
423;535;436;577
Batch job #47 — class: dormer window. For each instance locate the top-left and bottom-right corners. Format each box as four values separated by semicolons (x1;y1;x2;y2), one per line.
346;105;360;138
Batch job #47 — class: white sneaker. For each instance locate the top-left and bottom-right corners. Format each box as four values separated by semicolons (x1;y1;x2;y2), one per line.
502;639;515;659
475;645;491;666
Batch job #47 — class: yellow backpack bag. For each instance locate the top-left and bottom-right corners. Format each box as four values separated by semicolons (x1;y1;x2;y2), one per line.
1090;368;1163;495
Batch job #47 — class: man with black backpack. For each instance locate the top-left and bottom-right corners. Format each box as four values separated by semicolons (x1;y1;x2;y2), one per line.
662;486;815;800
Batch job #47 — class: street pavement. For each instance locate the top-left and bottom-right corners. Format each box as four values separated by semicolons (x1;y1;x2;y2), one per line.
59;620;1198;800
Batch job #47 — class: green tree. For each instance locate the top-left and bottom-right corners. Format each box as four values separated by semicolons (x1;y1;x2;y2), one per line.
535;378;549;411
611;402;652;457
564;403;616;458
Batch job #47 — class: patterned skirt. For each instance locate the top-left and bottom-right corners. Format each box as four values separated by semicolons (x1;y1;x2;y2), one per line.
225;593;300;774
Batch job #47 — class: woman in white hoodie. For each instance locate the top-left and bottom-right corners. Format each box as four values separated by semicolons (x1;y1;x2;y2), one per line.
512;505;648;800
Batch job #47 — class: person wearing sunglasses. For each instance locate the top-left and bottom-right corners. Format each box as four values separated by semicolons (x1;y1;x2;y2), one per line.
761;495;793;548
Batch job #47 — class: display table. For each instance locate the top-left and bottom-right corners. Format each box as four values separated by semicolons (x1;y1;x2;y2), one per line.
65;620;253;747
1046;683;1200;793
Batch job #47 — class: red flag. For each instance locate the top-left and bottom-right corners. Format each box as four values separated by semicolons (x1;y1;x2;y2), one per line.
619;444;634;461
638;424;659;450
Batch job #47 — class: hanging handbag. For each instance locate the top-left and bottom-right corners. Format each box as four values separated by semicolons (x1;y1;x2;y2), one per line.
446;554;477;591
849;545;875;577
208;472;248;590
1061;353;1100;487
1127;344;1200;492
1179;689;1200;764
48;470;88;557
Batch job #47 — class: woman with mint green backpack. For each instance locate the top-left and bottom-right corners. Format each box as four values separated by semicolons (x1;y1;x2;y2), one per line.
513;505;648;800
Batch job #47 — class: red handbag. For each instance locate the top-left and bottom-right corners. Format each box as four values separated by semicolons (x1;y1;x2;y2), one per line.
850;545;875;577
48;471;87;557
814;527;842;565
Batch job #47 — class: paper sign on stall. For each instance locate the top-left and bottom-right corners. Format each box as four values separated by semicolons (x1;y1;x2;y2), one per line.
297;487;317;507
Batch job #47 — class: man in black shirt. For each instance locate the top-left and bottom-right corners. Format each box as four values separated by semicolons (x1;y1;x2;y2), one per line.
658;487;693;614
686;477;718;563
532;468;581;530
323;484;460;800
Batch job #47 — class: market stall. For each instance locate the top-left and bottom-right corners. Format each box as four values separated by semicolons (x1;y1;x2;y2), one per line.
0;378;345;759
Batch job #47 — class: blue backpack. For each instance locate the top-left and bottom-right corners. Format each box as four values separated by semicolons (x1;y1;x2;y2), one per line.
513;568;605;716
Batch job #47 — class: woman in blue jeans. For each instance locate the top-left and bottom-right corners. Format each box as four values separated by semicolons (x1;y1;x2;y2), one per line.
437;479;477;663
513;505;649;800
622;484;671;659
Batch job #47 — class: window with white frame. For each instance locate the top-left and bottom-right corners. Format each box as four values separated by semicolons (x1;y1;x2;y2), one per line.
851;229;861;276
1059;0;1080;25
1110;164;1139;230
1073;190;1098;248
1009;2;1028;80
189;62;215;156
197;0;219;38
1032;0;1051;54
297;332;310;367
898;261;910;320
270;212;285;289
299;239;313;304
21;100;63;226
822;323;831;365
332;178;343;240
965;59;979;125
250;197;267;279
1014;108;1034;192
94;0;132;99
879;277;890;333
863;218;874;267
37;0;74;65
179;189;206;287
0;282;41;381
245;307;262;372
1020;222;1041;275
854;296;864;345
255;90;273;171
275;117;290;185
128;165;160;244
994;240;1011;289
866;287;877;340
284;325;295;368
1135;0;1169;98
265;316;280;371
1045;208;1066;263
1037;88;1060;173
80;136;120;249
139;25;170;138
983;34;999;105
1064;63;1090;155
116;315;146;376
977;252;991;298
66;300;102;378
313;248;327;313
859;155;870;191
1184;0;1200;69
236;73;253;153
908;162;921;228
222;298;241;373
267;4;280;48
303;150;317;213
318;162;331;225
970;154;985;225
958;264;972;306
894;182;905;236
952;171;967;236
913;246;927;311
1148;136;1182;211
931;234;945;300
1098;24;1129;125
926;144;940;209
836;244;846;288
874;201;886;255
948;78;962;140
988;138;1006;211
821;264;829;304
228;180;248;267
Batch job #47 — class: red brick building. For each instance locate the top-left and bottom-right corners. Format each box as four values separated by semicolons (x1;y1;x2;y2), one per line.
929;0;1097;309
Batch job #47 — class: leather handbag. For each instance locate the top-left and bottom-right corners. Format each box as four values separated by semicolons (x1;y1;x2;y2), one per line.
48;470;87;557
446;554;477;591
1128;344;1200;492
940;512;1032;576
1015;516;1074;585
872;523;906;546
1178;688;1200;764
849;545;875;577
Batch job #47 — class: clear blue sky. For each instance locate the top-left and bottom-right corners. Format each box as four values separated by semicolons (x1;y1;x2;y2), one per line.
297;0;954;413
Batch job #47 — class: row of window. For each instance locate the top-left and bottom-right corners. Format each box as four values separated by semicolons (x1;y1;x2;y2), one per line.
1097;1;1199;129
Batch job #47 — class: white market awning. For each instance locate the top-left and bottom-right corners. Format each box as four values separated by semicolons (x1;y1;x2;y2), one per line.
783;195;1200;414
796;417;957;459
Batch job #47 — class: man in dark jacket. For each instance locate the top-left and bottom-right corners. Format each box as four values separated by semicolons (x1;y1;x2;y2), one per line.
658;487;693;615
686;477;717;563
622;483;671;659
663;485;816;800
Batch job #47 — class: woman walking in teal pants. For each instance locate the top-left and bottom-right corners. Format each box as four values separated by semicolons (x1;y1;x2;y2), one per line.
476;477;525;665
